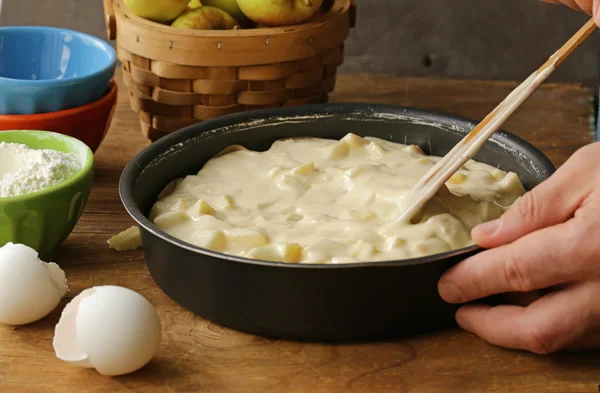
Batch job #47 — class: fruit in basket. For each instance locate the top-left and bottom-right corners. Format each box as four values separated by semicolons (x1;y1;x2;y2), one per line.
123;0;190;23
188;0;202;9
203;0;250;25
171;6;240;29
236;0;324;27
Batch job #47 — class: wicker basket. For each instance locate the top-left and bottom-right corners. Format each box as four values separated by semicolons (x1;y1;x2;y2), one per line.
103;0;356;141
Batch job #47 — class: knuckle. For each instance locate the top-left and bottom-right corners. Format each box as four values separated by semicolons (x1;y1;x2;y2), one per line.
522;325;556;354
503;246;532;292
468;264;487;299
515;191;541;224
570;143;600;169
567;218;600;264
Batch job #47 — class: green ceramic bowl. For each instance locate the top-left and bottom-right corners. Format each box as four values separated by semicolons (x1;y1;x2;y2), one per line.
0;130;94;261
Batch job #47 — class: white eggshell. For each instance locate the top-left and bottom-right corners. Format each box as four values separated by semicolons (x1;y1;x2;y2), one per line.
0;242;68;325
53;285;162;376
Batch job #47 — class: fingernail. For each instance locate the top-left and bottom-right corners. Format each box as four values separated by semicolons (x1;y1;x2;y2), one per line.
438;281;463;303
456;315;472;332
474;217;501;237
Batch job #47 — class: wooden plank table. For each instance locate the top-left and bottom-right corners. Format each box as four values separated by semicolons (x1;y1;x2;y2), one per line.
1;69;599;393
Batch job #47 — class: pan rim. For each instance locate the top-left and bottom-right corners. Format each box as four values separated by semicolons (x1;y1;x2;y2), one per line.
119;103;556;270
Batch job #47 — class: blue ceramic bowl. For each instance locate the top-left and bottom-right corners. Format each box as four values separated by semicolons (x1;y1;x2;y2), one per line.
0;26;117;115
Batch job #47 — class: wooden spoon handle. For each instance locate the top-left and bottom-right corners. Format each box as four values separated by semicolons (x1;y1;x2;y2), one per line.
396;18;598;223
550;18;598;68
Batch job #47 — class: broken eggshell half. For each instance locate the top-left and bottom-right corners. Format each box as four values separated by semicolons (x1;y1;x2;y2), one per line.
53;285;162;376
0;242;68;326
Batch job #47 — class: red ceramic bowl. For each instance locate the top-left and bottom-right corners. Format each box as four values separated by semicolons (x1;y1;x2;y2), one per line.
0;80;117;152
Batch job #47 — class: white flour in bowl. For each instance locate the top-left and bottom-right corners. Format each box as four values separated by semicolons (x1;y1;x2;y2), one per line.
0;142;82;198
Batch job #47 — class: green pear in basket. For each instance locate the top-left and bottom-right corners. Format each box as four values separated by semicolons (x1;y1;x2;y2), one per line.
188;0;202;9
236;0;324;27
203;0;253;27
123;0;189;23
171;6;240;30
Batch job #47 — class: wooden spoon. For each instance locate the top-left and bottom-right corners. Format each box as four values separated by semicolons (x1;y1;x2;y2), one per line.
396;18;598;223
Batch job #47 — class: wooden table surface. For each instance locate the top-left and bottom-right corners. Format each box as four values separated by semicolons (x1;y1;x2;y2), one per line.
1;69;599;393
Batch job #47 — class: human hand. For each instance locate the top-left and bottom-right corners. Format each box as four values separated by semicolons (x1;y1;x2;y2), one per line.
438;142;600;354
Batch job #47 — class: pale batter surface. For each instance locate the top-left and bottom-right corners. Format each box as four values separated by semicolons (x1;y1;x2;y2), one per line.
149;133;526;264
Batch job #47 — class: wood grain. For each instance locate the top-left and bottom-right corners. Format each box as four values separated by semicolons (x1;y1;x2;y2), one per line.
0;68;598;393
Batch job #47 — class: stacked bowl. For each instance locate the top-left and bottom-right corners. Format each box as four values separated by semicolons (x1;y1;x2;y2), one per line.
0;26;117;259
0;26;118;152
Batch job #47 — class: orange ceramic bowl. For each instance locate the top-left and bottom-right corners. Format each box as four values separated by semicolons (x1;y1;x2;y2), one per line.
0;80;117;152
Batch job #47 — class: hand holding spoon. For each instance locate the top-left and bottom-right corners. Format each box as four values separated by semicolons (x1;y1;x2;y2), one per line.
396;18;598;223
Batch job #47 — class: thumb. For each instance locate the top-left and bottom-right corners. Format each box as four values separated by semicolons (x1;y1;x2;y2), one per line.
472;168;584;249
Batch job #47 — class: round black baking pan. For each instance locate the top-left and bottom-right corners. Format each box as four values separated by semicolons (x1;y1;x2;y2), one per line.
119;103;556;342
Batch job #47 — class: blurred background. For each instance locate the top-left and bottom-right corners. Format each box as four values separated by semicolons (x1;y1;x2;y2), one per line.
2;0;598;87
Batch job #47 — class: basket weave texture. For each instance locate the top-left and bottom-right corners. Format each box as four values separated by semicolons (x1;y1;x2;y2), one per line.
104;0;356;141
